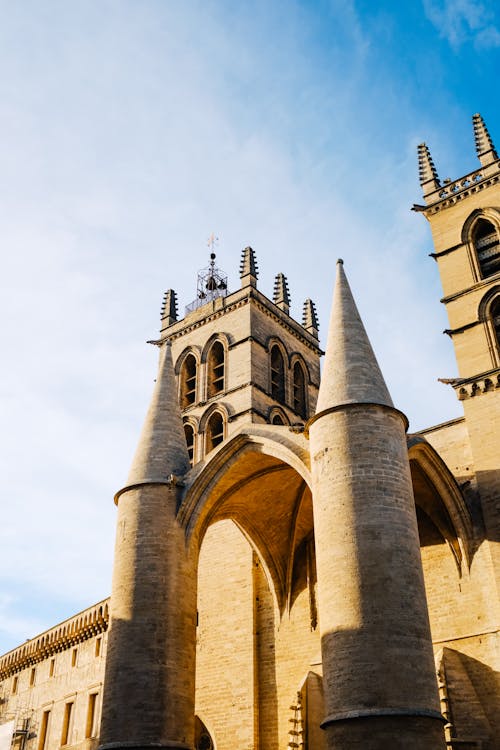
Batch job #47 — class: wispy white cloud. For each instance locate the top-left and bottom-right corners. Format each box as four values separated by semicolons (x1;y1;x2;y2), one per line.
423;0;500;49
0;1;467;654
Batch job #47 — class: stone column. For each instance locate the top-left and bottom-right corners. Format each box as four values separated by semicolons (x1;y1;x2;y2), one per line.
99;343;196;750
308;261;445;749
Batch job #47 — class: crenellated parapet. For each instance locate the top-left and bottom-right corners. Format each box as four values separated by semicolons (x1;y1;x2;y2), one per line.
0;599;109;679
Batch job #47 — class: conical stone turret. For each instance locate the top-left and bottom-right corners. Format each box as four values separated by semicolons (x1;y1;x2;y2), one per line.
99;342;197;750
308;261;445;750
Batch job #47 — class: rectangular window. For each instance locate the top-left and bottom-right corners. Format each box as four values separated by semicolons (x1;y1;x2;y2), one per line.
30;667;36;687
71;648;77;667
85;693;98;739
49;658;55;677
12;675;18;694
61;702;73;746
95;637;101;657
38;710;50;750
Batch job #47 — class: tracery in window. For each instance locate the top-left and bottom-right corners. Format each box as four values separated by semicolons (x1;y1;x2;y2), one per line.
270;345;286;404
180;354;197;408
207;341;225;398
473;219;500;278
292;361;307;419
206;412;224;452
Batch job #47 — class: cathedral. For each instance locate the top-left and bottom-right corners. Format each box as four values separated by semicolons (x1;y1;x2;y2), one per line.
0;113;499;750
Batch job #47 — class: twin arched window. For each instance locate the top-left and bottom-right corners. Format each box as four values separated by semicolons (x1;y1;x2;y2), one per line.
205;411;224;452
473;219;500;279
207;341;225;398
270;344;308;420
184;423;195;464
179;341;226;409
180;354;197;408
270;345;285;403
292;362;307;419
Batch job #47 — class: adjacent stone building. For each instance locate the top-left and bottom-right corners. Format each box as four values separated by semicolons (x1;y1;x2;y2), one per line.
1;113;499;750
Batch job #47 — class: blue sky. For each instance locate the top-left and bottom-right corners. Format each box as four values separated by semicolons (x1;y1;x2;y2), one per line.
1;0;499;653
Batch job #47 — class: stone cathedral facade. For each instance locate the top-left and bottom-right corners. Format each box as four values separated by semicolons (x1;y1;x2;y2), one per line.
0;113;499;750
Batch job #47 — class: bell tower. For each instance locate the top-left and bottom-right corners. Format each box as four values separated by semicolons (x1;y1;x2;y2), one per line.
414;112;500;597
158;244;322;464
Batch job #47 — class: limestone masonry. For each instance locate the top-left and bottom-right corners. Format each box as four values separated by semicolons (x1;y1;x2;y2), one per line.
1;113;499;750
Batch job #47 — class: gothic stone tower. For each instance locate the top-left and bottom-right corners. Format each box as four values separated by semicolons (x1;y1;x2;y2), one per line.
414;113;500;748
99;241;453;750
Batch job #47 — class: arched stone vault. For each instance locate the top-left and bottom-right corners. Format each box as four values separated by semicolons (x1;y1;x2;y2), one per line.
179;425;312;615
177;427;474;614
408;436;474;573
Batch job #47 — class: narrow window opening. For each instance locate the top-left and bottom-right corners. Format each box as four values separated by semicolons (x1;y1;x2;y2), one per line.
184;423;195;464
293;362;307;419
180;354;197;408
492;297;500;348
38;710;50;750
29;668;36;687
95;638;102;658
206;412;224;452
270;345;286;404
12;675;18;694
61;702;73;746
207;341;225;398
85;693;98;739
49;658;55;677
474;219;500;278
71;648;77;667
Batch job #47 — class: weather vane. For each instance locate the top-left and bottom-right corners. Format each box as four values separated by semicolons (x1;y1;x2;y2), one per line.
207;233;219;254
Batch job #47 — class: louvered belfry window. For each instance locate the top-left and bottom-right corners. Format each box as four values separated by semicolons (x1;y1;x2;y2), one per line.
474;219;500;278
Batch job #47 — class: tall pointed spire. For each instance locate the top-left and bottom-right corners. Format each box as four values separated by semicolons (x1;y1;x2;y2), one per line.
418;142;440;197
302;298;319;339
273;272;290;315
240;246;258;288
161;289;178;326
316;259;393;414
473;113;498;167
126;342;190;487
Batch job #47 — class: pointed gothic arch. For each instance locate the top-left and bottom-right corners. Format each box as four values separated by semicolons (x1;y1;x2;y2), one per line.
176;348;201;408
478;284;500;367
269;340;287;405
462;208;500;281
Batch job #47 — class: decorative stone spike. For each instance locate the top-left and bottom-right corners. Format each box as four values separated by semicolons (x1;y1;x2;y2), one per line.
161;289;178;326
418;143;440;196
302;298;319;339
473;113;498;167
273;273;290;315
240;246;258;288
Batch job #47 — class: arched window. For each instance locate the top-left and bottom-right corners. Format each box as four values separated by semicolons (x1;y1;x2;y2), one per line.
272;413;285;425
207;341;225;398
492;297;500;348
292;362;307;419
184;423;195;465
270;345;285;404
206;412;224;452
473;219;500;278
180;354;197;408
